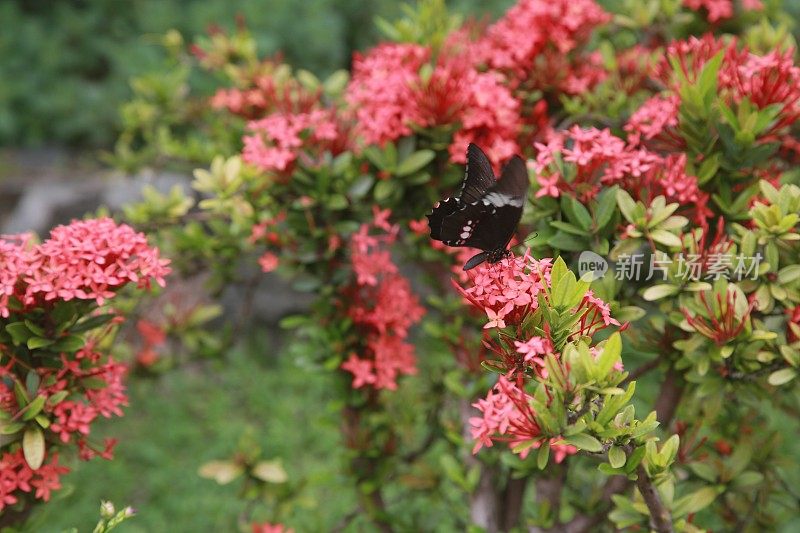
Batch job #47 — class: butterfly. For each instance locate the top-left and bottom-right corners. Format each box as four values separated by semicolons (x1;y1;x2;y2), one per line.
427;143;529;270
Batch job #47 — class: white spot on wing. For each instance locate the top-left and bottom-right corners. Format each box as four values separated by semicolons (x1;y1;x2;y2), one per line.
484;191;523;207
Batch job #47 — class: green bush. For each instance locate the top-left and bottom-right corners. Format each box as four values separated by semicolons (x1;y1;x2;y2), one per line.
0;0;510;148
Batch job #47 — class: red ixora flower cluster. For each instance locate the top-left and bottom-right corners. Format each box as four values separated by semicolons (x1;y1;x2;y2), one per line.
0;451;69;508
243;108;349;174
476;0;610;94
346;41;522;166
340;209;425;390
682;0;762;23
0;218;170;510
457;252;618;358
650;35;800;139
456;251;552;330
534;126;712;223
470;375;578;461
0;217;170;317
459;254;621;459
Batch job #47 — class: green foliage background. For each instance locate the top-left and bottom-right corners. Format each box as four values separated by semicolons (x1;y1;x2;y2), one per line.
0;0;511;148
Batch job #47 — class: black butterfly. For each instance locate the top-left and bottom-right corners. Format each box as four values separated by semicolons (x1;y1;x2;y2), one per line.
427;143;529;270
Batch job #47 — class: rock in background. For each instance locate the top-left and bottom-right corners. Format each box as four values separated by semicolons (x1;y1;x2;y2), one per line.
0;147;312;334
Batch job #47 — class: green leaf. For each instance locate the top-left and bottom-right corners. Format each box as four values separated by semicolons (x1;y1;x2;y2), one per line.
22;395;46;421
608;445;626;469
27;337;55;350
564;433;603;453
550;221;591;236
323;69;349;96
546;231;587;252
5;322;33;345
198;460;244;485
373;180;399;203
597;333;622;377
616;190;638;223
778;265;800;285
672;486;722;518
252;460;289;483
550;257;569;288
25;371;40;397
594;186;619;229
649;229;682;248
23;427;45;470
347;175;374;200
659;435;680;465
688;462;717;482
327;194;348;210
70;313;116;333
564;196;593;231
396;150;435;177
24;320;45;337
768;367;797;386
51;334;86;353
35;415;50;429
0;421;25;435
625;446;646;474
537;440;550;470
46;390;69;407
642;285;679;301
733;471;764;488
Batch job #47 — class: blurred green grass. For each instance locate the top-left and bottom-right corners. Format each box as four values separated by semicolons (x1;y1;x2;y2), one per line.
24;331;354;532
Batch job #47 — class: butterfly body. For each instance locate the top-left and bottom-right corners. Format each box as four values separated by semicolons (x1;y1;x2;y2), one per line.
427;144;529;270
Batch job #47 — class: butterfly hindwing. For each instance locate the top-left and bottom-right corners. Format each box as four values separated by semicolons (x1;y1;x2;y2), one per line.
427;197;463;242
433;201;495;248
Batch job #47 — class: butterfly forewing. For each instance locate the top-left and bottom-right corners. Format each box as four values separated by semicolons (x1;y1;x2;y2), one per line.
460;144;497;204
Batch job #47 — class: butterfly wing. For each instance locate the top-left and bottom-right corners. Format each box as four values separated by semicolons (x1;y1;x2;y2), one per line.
461;155;529;250
427;197;463;242
427;149;529;262
460;143;497;204
430;200;494;248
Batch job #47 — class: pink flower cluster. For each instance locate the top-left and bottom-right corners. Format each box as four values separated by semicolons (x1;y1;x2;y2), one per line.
346;43;431;146
476;0;610;93
457;251;618;349
470;376;577;460
341;209;425;390
534;126;711;223
625;94;683;149
456;251;552;330
345;42;522;166
210;67;319;120
251;212;287;273
0;218;168;509
0;218;170;317
657;35;800;136
243;109;347;174
682;0;762;23
0;451;69;509
0;344;128;509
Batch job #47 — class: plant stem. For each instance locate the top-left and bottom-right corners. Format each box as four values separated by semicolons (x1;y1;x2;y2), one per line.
501;474;530;531
634;464;674;533
554;365;685;532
